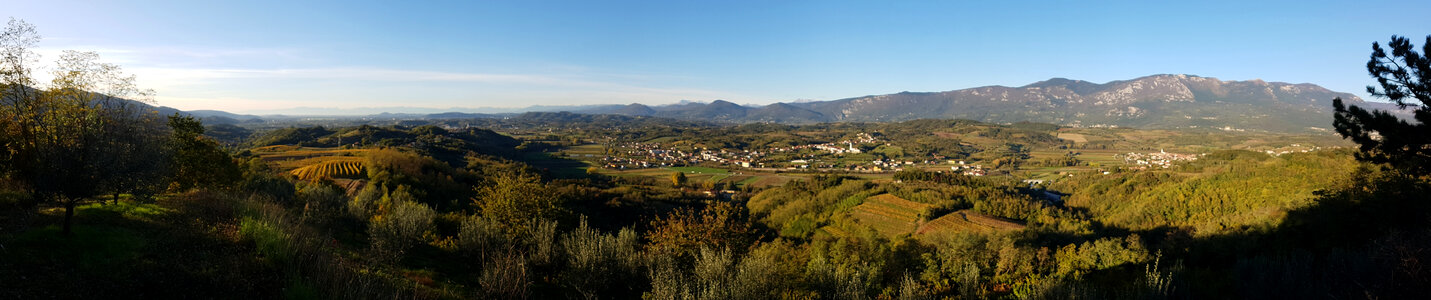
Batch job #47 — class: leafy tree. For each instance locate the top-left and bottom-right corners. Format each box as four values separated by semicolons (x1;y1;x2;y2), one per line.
1333;35;1431;176
645;202;754;258
474;171;566;233
671;171;688;187
168;114;240;191
0;19;161;234
97;102;169;204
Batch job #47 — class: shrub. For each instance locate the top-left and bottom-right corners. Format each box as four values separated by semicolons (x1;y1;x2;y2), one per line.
560;219;643;298
479;249;530;299
297;181;346;224
348;183;384;219
240;216;293;262
522;218;559;266
457;216;505;256
369;200;435;263
241;173;296;203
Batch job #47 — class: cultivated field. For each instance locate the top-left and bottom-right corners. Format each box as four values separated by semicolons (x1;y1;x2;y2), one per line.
915;210;1024;239
849;194;932;237
289;157;367;181
251;146;372;171
1055;132;1088;143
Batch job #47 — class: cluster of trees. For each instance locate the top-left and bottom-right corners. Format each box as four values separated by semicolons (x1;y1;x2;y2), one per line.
1025;152;1084;168
247;124;521;165
741;173;1157;297
0;19;235;234
233;161;1163;298
1052;149;1359;234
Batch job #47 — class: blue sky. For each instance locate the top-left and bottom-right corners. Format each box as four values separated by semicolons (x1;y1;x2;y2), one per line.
9;0;1429;114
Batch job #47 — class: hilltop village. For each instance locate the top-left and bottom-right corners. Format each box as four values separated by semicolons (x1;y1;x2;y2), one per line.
1118;149;1202;169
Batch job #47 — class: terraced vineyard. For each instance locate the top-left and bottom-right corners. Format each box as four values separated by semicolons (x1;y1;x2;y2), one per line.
849;194;932;237
915;210;1024;238
251;146;373;170
290;157;367;181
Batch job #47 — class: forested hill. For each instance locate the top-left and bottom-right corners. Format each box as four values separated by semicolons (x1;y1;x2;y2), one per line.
2;85;264;126
246;124;521;164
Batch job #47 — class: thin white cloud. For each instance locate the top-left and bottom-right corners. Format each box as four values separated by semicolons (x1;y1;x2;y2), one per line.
126;66;723;91
22;44;752;112
124;66;748;112
32;45;301;64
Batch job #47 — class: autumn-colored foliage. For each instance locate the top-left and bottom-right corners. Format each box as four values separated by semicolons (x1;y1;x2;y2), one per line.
645;201;754;257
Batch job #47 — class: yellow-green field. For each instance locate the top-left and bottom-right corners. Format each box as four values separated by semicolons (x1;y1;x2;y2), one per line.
915;210;1024;239
564;144;606;156
849;194;931;237
1056;132;1088;143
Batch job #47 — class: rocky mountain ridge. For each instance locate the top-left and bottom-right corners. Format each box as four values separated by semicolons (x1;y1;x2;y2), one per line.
577;74;1384;133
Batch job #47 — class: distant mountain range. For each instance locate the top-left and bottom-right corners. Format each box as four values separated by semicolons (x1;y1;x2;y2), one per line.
194;74;1415;133
567;74;1400;133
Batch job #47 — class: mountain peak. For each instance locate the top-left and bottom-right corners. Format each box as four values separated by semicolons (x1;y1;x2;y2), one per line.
1023;77;1104;94
709;99;740;106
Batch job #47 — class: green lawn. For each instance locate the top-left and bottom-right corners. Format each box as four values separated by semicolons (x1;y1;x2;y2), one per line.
736;176;762;186
565;144;606;156
523;151;594;178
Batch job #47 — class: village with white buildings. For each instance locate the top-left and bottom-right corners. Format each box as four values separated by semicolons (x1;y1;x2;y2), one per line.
1263;144;1326;156
1117;149;1202;169
593;131;1013;176
601;143;766;169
